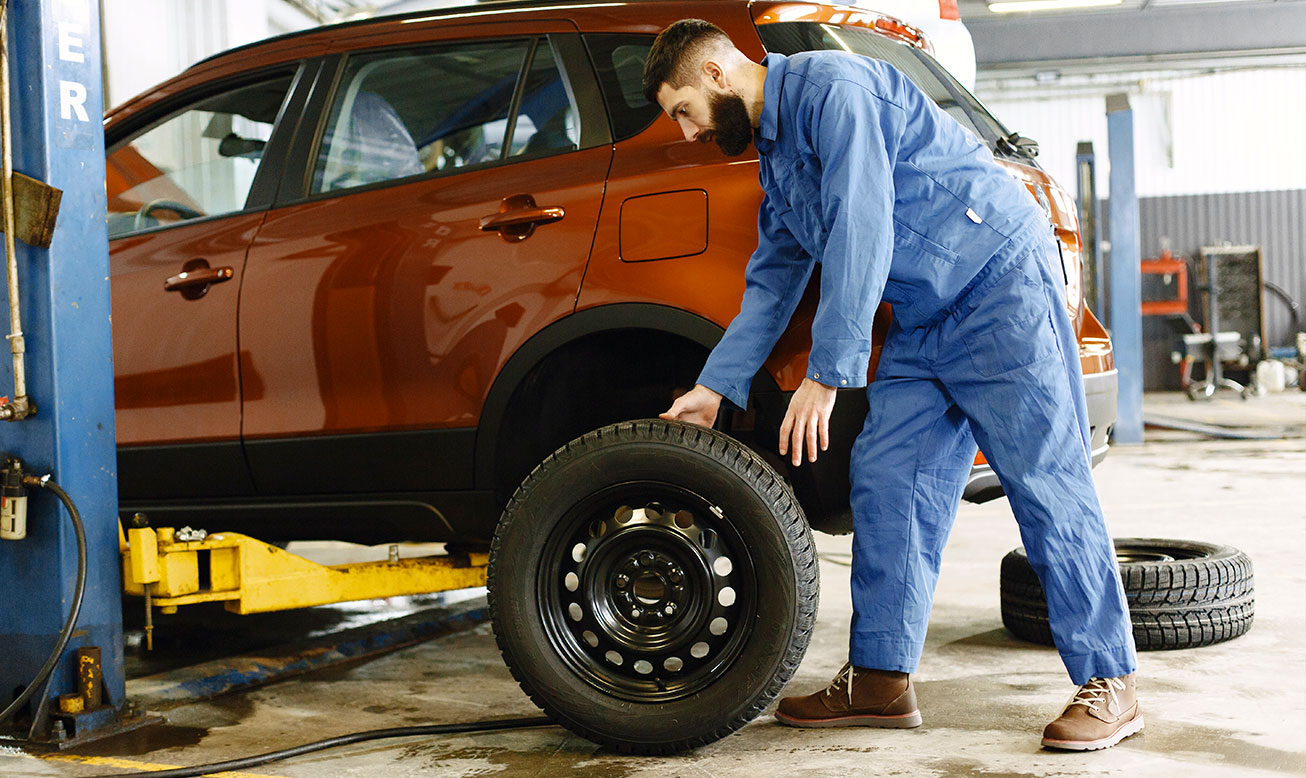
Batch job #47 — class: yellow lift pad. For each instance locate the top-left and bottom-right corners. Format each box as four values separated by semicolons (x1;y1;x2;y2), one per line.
121;526;487;615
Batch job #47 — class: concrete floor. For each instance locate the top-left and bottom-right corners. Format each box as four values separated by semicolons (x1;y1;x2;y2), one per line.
4;392;1303;777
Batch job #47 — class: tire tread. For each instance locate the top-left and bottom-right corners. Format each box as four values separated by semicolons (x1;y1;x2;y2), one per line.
999;539;1254;652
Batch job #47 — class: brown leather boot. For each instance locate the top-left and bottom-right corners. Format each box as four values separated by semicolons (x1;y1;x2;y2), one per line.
1042;674;1144;751
775;664;922;728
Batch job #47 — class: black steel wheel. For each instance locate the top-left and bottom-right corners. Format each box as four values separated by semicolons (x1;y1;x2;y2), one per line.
1001;538;1254;651
489;420;818;753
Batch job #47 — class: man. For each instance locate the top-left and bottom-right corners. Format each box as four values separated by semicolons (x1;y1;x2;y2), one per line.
645;19;1142;751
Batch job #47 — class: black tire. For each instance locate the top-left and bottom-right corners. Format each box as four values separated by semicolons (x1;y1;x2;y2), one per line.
489;420;818;754
1001;538;1254;651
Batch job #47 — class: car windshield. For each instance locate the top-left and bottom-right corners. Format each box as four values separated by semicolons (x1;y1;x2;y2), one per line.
756;21;1013;151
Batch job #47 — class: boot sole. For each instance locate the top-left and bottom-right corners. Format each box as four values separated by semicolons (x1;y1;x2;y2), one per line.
1041;713;1145;751
775;710;923;729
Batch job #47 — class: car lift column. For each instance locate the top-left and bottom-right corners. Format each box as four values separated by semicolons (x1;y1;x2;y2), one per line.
0;0;127;745
1106;94;1143;445
1075;141;1105;322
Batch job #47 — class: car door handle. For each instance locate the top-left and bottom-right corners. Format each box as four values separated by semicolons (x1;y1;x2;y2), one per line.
480;194;565;242
164;259;233;300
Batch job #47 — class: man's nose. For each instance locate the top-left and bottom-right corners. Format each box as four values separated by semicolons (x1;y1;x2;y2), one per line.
678;118;698;142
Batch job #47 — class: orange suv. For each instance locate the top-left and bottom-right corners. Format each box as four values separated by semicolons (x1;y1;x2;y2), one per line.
105;0;1116;752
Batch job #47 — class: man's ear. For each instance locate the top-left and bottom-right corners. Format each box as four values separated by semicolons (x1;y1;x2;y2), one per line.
700;58;728;90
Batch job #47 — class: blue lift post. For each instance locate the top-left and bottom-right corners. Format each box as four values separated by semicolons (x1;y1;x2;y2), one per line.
1075;141;1106;323
0;0;134;745
1106;94;1144;445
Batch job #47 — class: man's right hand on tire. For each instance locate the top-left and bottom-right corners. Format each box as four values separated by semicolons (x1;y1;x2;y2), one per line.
660;384;723;428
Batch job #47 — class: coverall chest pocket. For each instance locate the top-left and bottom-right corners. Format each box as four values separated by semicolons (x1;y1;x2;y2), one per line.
892;219;959;265
961;261;1059;378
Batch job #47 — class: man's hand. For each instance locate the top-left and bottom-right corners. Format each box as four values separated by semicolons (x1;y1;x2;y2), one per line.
779;378;838;466
661;384;724;428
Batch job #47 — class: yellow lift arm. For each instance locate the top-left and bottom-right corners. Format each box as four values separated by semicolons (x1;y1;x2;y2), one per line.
120;525;488;616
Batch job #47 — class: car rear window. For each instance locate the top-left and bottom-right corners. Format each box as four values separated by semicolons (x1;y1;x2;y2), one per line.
583;34;661;143
756;21;1008;145
311;37;582;193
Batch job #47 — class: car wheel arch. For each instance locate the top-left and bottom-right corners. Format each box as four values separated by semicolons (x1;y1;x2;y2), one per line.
473;303;783;499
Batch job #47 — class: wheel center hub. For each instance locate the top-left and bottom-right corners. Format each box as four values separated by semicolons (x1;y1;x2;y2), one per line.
613;550;687;624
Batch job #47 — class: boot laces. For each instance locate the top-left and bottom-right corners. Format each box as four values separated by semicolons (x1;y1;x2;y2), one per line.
1065;676;1125;716
824;663;857;706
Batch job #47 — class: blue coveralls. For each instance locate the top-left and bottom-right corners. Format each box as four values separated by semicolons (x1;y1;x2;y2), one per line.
696;52;1137;685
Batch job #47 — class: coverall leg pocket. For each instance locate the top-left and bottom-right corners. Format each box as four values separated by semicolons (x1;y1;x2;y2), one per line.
961;263;1057;378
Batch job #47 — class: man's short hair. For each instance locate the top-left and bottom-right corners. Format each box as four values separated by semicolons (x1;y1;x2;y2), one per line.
641;19;733;104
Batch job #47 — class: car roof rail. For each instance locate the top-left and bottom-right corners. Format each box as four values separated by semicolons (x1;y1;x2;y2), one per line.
191;0;687;70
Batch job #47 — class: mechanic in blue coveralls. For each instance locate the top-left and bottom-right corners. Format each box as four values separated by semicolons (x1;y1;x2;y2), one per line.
646;20;1143;751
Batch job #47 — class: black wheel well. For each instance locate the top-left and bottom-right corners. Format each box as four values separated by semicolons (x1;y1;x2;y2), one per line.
489;327;709;498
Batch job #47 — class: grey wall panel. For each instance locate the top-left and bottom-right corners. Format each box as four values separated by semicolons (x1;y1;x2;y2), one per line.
1102;189;1305;389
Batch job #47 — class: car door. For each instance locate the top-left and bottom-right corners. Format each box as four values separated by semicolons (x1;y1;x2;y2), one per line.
238;27;612;496
107;67;306;501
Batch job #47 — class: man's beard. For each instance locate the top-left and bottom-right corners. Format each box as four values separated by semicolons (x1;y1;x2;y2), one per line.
706;92;752;157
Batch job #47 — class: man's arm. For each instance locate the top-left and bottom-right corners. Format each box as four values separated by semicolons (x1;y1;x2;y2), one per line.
776;78;902;465
804;77;902;390
664;187;815;424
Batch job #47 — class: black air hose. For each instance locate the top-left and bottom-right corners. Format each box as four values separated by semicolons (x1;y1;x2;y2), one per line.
0;474;87;725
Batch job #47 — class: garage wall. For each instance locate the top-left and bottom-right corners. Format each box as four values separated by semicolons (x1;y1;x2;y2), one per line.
975;60;1305;388
101;0;314;111
975;65;1306;198
1099;189;1306;390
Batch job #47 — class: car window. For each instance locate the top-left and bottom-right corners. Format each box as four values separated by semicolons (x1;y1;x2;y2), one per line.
311;37;579;194
756;22;1006;144
508;40;582;158
583;34;660;143
106;75;294;239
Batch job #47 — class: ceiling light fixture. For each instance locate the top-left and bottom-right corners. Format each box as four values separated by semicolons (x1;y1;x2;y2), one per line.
987;0;1122;12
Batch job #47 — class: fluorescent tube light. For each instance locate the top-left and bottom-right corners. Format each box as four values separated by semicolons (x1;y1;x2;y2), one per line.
988;0;1122;12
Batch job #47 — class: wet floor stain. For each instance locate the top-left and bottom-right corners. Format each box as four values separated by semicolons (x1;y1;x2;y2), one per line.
396;738;639;778
1137;719;1306;775
65;723;209;756
65;696;255;757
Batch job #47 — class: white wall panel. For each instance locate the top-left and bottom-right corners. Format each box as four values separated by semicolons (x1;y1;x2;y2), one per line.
978;66;1306;198
102;0;314;110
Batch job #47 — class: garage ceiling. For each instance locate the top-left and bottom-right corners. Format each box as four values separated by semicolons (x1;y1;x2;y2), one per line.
959;0;1306;71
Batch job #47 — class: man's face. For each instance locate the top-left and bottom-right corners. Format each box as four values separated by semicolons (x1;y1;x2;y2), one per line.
657;83;753;157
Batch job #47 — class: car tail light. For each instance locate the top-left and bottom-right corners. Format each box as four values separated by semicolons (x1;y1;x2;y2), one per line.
872;16;927;49
938;0;962;20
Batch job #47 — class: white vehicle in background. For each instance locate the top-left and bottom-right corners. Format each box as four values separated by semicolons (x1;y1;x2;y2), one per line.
851;0;977;89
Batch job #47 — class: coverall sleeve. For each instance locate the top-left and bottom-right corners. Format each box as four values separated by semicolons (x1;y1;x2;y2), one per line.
696;188;816;410
803;79;903;388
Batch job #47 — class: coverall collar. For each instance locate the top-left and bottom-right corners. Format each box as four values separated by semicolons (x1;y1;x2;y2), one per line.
755;52;790;146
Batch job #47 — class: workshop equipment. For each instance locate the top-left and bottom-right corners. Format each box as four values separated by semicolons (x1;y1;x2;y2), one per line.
1140;250;1189;317
120;523;488;638
1185;245;1265;399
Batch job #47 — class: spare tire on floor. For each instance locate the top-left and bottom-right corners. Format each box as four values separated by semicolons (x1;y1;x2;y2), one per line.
1000;538;1254;651
489;420;818;754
